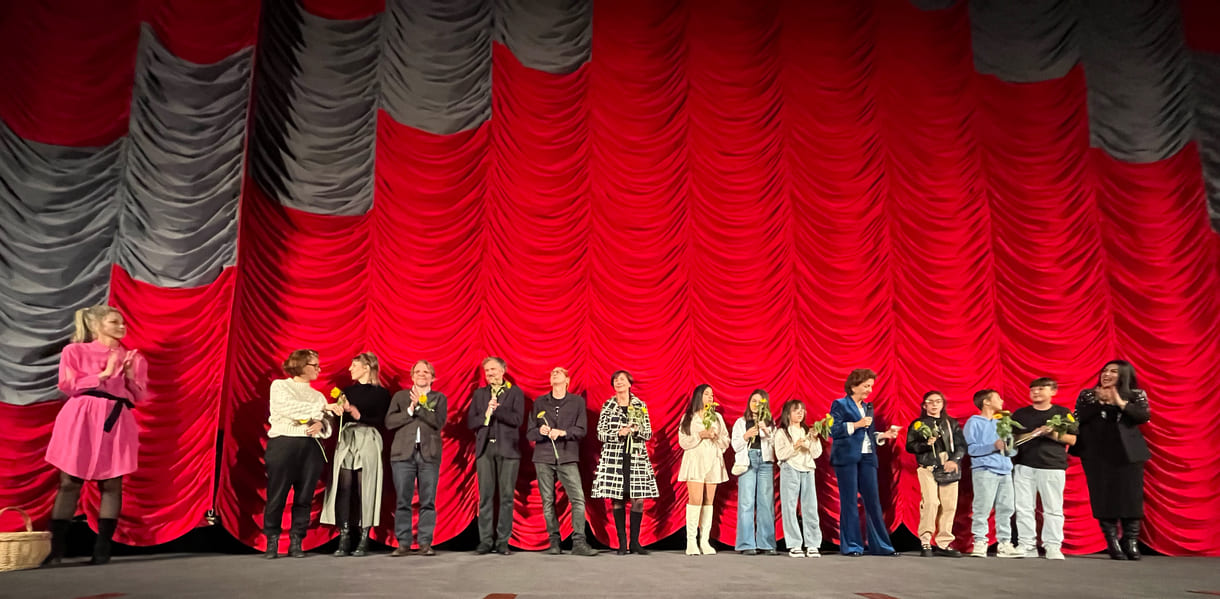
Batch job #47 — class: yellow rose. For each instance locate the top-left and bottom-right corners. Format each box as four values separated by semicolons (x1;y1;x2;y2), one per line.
506;381;512;388
827;416;834;426
1067;414;1075;422
330;387;342;399
913;421;923;430
537;411;547;419
992;413;1003;420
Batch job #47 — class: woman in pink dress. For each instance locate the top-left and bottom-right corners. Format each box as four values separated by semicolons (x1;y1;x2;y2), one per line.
43;305;148;566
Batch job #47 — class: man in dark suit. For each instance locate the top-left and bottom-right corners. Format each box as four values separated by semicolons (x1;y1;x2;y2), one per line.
386;360;447;556
467;356;524;555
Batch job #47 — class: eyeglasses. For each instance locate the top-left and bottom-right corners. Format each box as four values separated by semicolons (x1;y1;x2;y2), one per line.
306;362;321;369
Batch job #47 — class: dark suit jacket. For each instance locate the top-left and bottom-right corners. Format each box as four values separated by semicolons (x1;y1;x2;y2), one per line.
1073;388;1151;463
467;383;524;459
829;396;884;467
385;390;448;463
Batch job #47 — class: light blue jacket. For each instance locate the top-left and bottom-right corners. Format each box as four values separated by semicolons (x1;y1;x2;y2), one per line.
965;414;1013;475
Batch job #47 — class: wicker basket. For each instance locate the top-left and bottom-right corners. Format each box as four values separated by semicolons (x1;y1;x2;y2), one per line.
0;507;51;572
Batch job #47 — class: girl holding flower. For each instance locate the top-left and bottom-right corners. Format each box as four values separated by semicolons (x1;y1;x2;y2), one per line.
321;353;390;557
678;384;730;555
730;389;777;555
591;370;659;555
772;399;824;558
904;391;966;557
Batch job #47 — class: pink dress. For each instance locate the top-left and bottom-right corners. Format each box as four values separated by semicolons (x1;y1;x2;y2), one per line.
44;341;148;480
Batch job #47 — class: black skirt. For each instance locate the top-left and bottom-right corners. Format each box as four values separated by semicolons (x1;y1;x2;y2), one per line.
1081;458;1144;519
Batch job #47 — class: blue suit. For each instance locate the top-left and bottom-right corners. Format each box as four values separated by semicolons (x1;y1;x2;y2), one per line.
829;396;896;555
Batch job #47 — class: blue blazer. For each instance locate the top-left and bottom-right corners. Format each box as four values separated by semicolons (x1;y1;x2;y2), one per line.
828;396;882;467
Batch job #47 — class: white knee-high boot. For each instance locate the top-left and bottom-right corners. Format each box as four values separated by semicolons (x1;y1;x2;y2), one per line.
698;504;716;555
685;504;701;555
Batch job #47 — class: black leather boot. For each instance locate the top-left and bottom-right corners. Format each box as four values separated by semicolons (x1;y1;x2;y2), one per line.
1121;518;1142;561
288;535;306;558
89;518;117;565
351;527;371;557
333;523;352;557
629;510;649;555
612;506;628;555
264;534;279;559
1099;519;1125;560
43;519;70;566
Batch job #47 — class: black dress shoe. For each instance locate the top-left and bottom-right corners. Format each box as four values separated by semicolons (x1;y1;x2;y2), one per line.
846;551;863;557
475;544;492;555
497;546;512;556
740;549;757;555
421;547;436;556
933;547;962;558
920;545;933;557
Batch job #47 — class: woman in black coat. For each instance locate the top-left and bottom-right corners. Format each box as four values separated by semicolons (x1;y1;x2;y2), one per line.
1073;360;1151;561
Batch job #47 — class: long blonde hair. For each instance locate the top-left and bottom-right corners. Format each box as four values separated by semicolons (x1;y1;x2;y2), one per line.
72;305;119;343
354;352;381;386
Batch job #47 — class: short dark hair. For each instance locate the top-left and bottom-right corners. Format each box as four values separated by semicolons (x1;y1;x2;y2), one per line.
610;370;633;386
283;349;319;377
844;368;877;395
1029;377;1057;390
972;389;997;410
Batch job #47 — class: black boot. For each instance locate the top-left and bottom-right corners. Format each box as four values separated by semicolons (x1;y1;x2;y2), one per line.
288;535;306;558
1121;518;1142;561
629;510;649;555
1099;519;1125;560
546;535;562;555
43;519;70;566
264;534;279;559
612;506;628;556
351;527;371;557
332;523;352;557
89;518;117;565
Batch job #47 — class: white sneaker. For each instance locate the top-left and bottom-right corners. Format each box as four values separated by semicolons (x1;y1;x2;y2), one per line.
997;542;1025;558
1044;546;1065;560
971;542;988;557
788;548;805;558
805;548;820;558
1020;545;1038;558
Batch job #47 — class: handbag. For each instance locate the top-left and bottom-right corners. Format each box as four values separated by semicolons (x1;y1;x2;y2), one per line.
930;421;961;485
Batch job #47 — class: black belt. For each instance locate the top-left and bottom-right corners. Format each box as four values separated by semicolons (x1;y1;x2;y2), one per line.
80;389;134;433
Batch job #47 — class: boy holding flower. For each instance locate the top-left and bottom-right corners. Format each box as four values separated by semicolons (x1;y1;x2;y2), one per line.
964;389;1022;558
1010;377;1076;560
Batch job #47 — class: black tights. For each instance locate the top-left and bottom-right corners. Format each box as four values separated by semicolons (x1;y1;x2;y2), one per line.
52;472;122;520
335;468;363;527
612;498;644;513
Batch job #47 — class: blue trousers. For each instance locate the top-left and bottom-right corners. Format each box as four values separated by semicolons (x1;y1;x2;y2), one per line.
833;453;894;555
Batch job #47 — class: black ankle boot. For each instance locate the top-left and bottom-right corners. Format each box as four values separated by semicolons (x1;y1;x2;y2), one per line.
1121;518;1142;561
288;535;306;558
612;507;628;555
43;519;70;566
89;518;117;565
351;527;371;557
264;534;279;559
1099;519;1125;560
333;524;352;557
629;511;649;555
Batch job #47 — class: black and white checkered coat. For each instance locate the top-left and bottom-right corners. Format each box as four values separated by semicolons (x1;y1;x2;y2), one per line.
591;396;660;499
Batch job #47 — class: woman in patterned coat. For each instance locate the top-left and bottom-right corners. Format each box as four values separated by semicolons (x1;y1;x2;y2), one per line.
591;370;659;555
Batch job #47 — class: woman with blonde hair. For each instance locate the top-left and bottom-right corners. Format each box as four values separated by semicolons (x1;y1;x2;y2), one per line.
44;305;148;566
322;352;390;557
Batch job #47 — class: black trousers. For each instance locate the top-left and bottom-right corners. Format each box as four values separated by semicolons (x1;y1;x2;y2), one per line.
265;436;325;538
475;450;519;548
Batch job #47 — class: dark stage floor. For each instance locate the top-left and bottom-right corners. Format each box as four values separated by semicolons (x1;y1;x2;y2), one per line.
4;549;1217;599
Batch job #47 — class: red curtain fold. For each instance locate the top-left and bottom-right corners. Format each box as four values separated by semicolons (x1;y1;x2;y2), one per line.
216;180;372;550
0;0;139;146
139;0;260;64
0;401;63;525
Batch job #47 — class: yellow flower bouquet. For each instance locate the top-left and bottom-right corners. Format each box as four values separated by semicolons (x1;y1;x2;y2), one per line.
912;420;940;441
810;414;834;438
700;401;720;431
1044;413;1077;436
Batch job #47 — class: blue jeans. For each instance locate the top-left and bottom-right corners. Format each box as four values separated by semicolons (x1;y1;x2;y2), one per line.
391;453;440;548
779;462;819;551
971;468;1015;545
833;453;894;555
736;449;776;550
